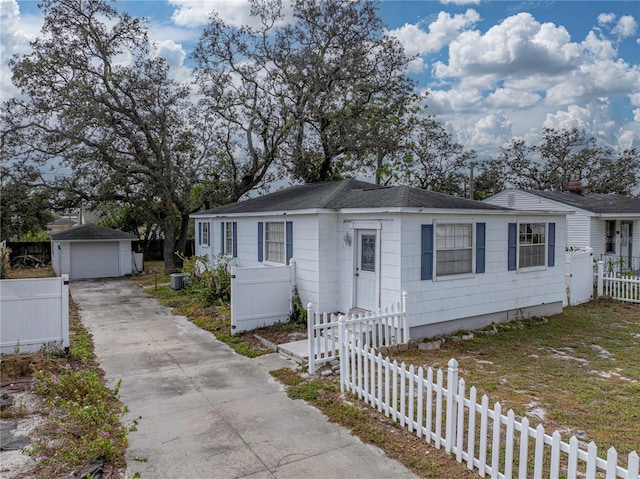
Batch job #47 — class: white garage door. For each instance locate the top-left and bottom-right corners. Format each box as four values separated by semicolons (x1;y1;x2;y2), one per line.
70;242;120;279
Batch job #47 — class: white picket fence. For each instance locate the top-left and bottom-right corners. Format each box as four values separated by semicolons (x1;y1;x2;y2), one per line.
307;292;408;374
0;275;70;354
596;261;640;304
340;345;639;479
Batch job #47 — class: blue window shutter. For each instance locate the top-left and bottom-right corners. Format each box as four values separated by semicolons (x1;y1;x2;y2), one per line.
220;222;225;253
508;223;517;271
476;223;486;274
198;222;202;246
286;221;293;264
232;222;238;258
258;222;263;262
421;225;434;280
548;222;556;267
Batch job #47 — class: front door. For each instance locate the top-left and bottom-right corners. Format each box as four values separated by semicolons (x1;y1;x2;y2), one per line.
355;230;378;311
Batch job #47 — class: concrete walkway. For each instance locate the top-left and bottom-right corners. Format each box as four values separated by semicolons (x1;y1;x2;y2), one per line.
71;279;416;479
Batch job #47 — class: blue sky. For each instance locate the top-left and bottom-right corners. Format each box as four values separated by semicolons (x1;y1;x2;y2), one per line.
2;0;639;163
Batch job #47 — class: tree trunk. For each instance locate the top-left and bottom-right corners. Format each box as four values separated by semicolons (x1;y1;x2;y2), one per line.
162;217;178;273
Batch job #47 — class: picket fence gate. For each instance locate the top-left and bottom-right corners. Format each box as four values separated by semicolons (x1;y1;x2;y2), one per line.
307;292;408;374
596;261;640;304
340;344;639;479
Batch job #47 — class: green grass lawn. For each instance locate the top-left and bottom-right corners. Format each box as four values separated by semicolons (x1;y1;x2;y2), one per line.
388;299;640;456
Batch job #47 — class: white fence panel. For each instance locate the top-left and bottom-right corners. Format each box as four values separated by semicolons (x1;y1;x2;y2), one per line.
565;248;594;306
596;260;640;304
0;275;70;354
603;275;640;303
340;344;639;479
230;261;295;334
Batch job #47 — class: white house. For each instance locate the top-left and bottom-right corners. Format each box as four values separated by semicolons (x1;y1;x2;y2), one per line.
485;186;640;274
50;224;137;279
191;180;567;339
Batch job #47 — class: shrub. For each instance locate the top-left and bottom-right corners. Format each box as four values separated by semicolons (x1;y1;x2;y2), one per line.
183;254;232;304
289;286;307;326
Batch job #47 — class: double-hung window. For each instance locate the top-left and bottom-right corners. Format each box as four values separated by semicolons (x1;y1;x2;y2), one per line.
265;222;285;263
436;224;473;275
199;221;210;246
422;222;485;280
220;221;237;257
518;223;545;268
258;221;292;264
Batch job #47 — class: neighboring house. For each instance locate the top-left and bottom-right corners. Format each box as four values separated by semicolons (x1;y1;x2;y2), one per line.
47;215;78;234
50;224;137;279
191;179;567;339
485;186;640;274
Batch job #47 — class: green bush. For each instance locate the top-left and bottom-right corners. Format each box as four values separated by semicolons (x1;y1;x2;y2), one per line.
289;286;307;326
183;254;232;304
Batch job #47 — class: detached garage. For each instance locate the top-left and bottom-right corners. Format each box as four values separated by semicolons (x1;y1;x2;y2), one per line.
50;224;137;279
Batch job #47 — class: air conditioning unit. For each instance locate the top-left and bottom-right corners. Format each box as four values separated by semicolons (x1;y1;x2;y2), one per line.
170;273;187;290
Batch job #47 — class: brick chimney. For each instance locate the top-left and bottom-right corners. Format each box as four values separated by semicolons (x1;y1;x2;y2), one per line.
568;180;582;194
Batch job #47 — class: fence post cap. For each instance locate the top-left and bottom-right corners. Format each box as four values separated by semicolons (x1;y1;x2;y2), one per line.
306;302;314;311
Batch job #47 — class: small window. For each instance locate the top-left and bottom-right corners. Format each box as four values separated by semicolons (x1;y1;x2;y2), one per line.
224;222;233;255
221;221;237;257
436;224;473;275
265;222;285;263
605;220;616;253
199;222;210;246
519;223;545;268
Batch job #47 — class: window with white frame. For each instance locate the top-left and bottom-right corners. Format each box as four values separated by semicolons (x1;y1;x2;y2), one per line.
224;222;233;255
199;221;210;246
436;224;473;275
265;222;285;263
519;223;545;268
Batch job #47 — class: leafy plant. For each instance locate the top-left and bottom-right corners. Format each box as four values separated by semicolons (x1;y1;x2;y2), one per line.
0;244;10;279
289;286;307;326
183;254;232;304
24;368;139;472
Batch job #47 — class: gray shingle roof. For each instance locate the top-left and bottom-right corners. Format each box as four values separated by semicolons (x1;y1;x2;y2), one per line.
527;190;640;214
194;179;508;215
49;224;137;240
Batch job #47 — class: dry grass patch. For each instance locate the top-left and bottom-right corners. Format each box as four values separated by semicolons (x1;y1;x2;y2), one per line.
389;299;640;456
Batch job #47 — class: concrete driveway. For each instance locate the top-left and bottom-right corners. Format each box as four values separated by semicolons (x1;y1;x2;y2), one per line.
71;278;417;479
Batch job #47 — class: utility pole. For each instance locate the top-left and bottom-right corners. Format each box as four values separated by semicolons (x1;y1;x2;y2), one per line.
469;162;475;200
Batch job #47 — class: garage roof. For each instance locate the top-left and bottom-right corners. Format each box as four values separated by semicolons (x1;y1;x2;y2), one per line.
49;224;137;240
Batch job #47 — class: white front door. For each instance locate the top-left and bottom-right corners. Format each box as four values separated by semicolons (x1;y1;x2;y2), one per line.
355;230;378;311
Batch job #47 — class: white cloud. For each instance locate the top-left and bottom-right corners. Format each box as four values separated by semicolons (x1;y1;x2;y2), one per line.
435;13;580;79
440;0;481;5
168;0;293;28
543;98;619;145
154;39;186;68
597;13;616;25
387;9;480;56
581;31;617;60
0;0;43;99
486;88;541;109
612;15;638;38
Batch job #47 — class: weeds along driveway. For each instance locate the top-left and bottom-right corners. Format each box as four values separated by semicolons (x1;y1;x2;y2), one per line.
71;278;417;479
